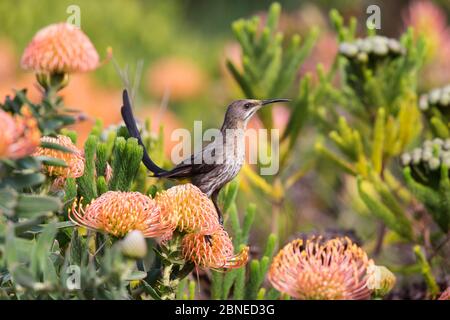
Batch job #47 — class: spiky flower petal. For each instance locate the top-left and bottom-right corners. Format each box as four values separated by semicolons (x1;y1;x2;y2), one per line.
155;184;221;235
268;236;373;300
21;23;99;74
182;228;249;269
70;191;170;238
0;108;40;159
33;135;85;178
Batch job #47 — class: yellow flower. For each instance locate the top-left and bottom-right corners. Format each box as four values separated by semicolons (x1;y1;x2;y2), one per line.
268;236;374;300
21;23;99;74
182;228;249;269
155;183;221;235
0;108;40;159
34;135;85;178
70;191;171;238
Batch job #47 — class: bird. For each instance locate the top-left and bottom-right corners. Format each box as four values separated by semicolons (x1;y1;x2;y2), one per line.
120;90;289;224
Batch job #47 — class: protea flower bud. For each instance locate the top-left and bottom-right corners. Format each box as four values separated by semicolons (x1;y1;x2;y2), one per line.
0;108;40;159
33;135;85;179
69;191;171;238
155;184;221;236
181;228;249;270
120;230;148;259
366;265;396;297
268;236;374;300
21;23;99;75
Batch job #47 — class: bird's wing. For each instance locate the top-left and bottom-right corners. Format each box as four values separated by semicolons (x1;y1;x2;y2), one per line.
160;143;221;178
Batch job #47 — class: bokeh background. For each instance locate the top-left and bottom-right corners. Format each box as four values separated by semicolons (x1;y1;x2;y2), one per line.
1;0;450;257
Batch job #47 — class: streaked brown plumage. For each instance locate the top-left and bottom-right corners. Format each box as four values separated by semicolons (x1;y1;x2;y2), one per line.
121;89;289;223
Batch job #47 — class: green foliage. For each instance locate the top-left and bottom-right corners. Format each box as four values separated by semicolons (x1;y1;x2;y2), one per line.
1;89;75;136
210;181;278;300
228;2;317;129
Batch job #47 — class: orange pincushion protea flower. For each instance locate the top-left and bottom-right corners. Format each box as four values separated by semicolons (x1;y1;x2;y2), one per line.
155;184;221;235
69;191;171;238
0;108;40;159
21;23;99;74
182;228;249;269
33;135;84;178
268;236;373;300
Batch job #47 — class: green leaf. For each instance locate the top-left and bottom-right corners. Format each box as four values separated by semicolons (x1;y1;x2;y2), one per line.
40;141;74;154
142;281;162;300
16;195;61;219
223;180;239;214
125;271;147;281
30;223;57;278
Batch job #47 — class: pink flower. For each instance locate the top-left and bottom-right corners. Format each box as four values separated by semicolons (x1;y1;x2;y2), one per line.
21;23;99;74
0;108;40;159
70;191;171;238
268;236;374;300
182;228;249;269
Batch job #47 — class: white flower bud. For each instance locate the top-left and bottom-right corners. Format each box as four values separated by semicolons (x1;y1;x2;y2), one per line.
444;139;450;150
120;230;147;259
401;153;411;166
367;265;396;297
339;43;358;57
440;91;450;106
422;150;432;161
433;138;443;147
429;157;440;170
429;89;441;104
357;52;368;63
387;39;402;53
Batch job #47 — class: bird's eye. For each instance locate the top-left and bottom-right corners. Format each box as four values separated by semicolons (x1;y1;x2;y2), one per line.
244;103;252;109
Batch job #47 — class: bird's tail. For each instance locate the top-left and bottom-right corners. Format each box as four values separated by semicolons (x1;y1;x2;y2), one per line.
120;90;168;176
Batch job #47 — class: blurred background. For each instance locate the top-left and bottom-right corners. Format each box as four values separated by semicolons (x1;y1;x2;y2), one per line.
1;0;449;258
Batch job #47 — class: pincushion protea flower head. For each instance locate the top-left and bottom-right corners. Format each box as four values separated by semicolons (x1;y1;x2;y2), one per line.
438;287;450;300
182;228;249;269
0;108;40;159
21;23;99;74
70;191;171;238
155;184;221;235
268;236;374;300
33;135;84;178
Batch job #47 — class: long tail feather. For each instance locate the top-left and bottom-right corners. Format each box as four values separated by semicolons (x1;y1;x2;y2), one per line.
121;90;167;175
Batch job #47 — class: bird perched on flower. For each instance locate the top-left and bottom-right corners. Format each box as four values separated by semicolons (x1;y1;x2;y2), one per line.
33;135;85;179
69;191;171;238
182;227;249;269
0;108;41;159
268;236;374;300
121;90;289;223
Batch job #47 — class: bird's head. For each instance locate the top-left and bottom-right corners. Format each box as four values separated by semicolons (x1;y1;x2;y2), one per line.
223;98;290;129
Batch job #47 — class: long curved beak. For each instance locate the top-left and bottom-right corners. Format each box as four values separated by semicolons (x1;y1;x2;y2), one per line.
261;98;291;106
